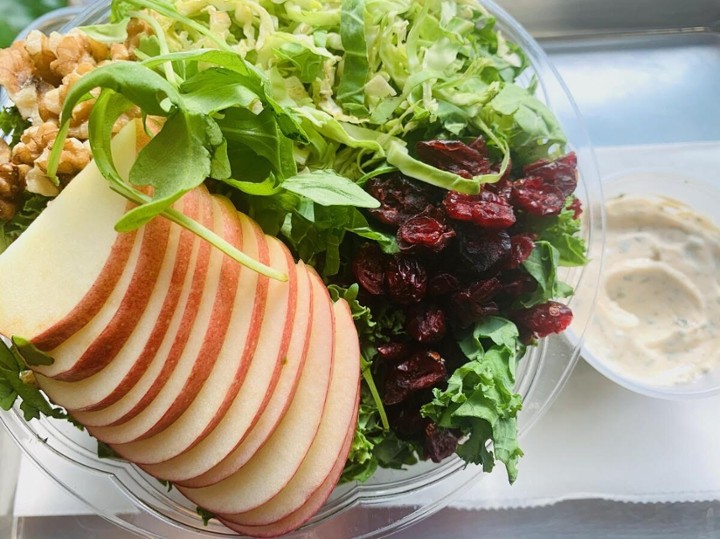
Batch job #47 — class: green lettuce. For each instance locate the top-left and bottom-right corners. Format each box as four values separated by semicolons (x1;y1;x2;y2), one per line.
422;317;525;483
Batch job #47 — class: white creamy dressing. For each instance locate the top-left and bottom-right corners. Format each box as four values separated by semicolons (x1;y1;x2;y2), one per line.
578;194;720;386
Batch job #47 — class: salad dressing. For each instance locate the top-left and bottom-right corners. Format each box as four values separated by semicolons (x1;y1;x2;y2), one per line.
579;194;720;385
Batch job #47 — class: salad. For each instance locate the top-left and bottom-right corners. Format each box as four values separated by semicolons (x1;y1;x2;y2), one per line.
0;0;587;534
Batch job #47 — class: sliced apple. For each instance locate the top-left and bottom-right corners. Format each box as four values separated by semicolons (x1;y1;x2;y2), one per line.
145;258;314;484
70;190;215;428
219;298;360;526
220;406;357;538
85;195;244;444
178;270;337;514
0;122;137;350
38;204;171;382
36;189;201;411
110;205;290;465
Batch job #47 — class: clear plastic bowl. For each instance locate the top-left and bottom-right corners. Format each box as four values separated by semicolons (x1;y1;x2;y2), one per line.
578;169;720;400
0;1;604;537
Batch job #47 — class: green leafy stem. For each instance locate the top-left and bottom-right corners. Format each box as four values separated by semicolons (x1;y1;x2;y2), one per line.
46;58;290;281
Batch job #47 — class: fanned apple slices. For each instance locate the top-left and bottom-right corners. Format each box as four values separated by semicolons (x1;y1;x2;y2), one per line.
0;121;360;538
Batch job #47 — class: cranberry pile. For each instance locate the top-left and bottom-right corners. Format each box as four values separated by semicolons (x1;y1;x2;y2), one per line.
351;138;578;462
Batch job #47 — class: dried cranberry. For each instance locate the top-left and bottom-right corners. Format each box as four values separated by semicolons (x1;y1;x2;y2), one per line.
352;243;386;295
385;255;428;305
511;177;566;216
500;270;537;299
397;212;455;254
377;341;414;363
506;234;536;269
424;423;460;463
469;136;489;156
450;278;502;325
457;227;512;273
416;140;493;178
366;174;434;227
443;190;516;229
406;305;447;344
513;301;574;342
428;273;461;297
523;152;578;197
568;196;583;219
386;394;430;440
484;177;513;201
382;349;447;405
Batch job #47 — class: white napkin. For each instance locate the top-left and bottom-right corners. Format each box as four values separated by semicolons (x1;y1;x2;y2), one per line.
450;360;720;510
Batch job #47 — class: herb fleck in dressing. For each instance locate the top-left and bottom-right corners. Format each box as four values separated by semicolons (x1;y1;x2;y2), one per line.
582;194;720;386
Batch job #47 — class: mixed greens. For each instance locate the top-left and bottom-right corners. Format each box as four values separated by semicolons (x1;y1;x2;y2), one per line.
0;0;587;486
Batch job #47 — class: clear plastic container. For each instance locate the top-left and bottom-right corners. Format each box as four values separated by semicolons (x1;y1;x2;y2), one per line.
0;1;605;537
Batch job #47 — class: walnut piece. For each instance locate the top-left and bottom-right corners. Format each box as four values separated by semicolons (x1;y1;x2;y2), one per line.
0;20;154;211
50;31;109;78
0;162;27;220
12;123;60;166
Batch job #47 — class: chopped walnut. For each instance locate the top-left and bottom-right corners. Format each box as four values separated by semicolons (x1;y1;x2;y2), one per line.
12;123;60;166
0;162;26;219
110;43;131;62
35;137;91;177
0;19;155;205
0;42;38;120
50;31;109;78
40;86;62;118
25;167;59;197
24;30;61;86
0;139;10;163
0;199;18;221
0;163;22;197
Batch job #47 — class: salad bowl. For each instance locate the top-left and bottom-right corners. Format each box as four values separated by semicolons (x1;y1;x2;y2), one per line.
0;0;604;537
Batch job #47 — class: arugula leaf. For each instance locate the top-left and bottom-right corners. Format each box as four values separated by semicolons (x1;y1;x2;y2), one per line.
180;67;263;115
0;106;29;146
142;48;307;142
11;336;54;366
196;506;216;526
530;203;588;267
281;204;395;276
422;317;525;483
282;170;380;208
49;69;286;281
0;338;66;422
120;111;222;228
97;441;123;459
520;241;574;307
337;0;370;117
217;107;297;180
79;20;130;43
481;84;567;165
273;40;328;84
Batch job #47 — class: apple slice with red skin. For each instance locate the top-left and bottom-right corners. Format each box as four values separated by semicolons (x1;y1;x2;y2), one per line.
85;194;244;444
36;189;201;411
0;122;138;352
178;268;337;514
110;205;293;465
219;298;360;527
44;206;171;382
220;403;357;538
70;189;216;428
145;258;314;484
